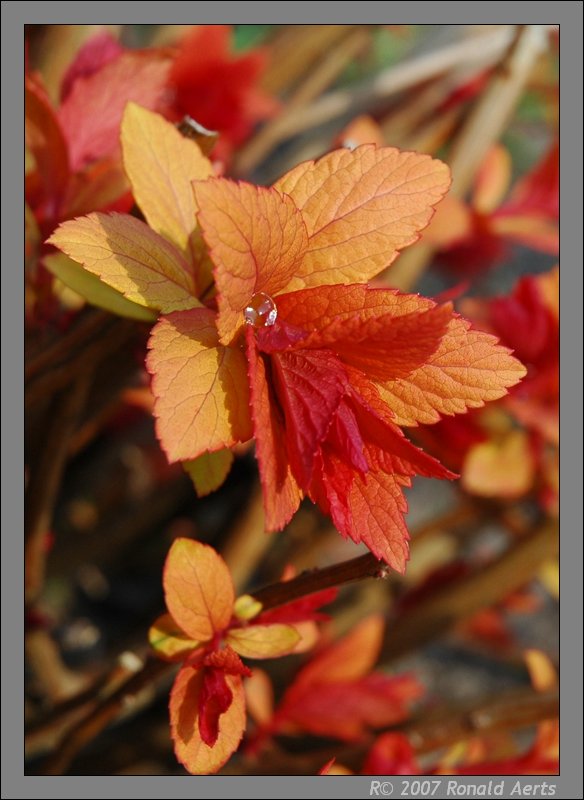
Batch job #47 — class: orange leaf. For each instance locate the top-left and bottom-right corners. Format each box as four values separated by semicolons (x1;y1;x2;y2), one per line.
163;538;235;642
244;668;274;726
121;103;214;283
57;52;171;170
147;308;253;462
472;145;512;214
461;430;535;498
245;327;302;530
273;144;451;286
170;664;245;775
148;613;200;661
375;316;527;427
226;623;300;659
194;179;309;344
296;615;384;686
48;212;198;313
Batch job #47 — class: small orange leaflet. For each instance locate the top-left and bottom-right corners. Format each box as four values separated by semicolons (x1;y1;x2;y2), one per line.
49;105;527;573
150;537;329;774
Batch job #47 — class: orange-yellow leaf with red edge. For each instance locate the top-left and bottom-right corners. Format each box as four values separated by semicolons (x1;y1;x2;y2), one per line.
121;103;214;285
226;623;300;659
148;613;200;661
375;316;527;426
163;538;235;642
170;664;245;775
275;284;526;426
147;308;253;463
273;144;451;286
48;212;199;313
194;179;309;344
461;430;535;499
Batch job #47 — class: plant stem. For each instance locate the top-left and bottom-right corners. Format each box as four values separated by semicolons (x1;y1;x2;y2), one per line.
381;519;558;662
25;371;92;605
252;552;388;610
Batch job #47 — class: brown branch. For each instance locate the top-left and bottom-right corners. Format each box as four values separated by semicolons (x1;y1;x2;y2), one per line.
25;371;93;605
252;552;388;610
39;655;174;775
381;519;558;662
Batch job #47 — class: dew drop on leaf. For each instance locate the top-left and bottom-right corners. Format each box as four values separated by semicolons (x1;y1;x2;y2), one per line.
243;292;278;328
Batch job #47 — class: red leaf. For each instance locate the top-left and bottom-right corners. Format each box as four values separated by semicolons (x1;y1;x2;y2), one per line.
245;327;302;530
270;347;351;487
363;733;421;775
169;25;277;162
198;667;234;747
204;646;252;677
58;52;171;170
256;587;338;626
25;77;69;213
60;31;123;102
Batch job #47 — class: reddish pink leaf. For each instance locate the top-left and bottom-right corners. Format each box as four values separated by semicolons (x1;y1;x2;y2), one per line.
60;31;123;102
245;327;302;530
58;52;171;170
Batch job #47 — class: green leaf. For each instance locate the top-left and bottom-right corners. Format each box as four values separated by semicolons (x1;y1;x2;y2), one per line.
43;252;157;322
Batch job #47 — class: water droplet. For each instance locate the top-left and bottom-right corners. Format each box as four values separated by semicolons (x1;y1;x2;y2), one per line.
243;292;278;328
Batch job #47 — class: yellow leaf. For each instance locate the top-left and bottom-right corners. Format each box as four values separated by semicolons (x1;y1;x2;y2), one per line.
227;623;300;659
148;613;199;661
233;595;263;622
121;103;214;288
462;430;535;498
183;449;234;497
147;308;253;462
44;252;157;321
48;212;200;313
163;538;235;642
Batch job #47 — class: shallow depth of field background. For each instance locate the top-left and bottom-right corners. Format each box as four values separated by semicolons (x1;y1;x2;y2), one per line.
25;25;558;775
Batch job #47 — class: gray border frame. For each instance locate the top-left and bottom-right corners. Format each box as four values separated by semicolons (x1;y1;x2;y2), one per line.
4;3;582;798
